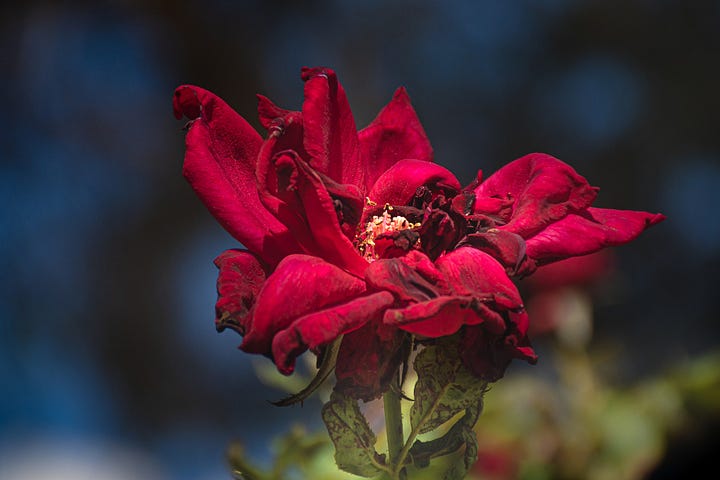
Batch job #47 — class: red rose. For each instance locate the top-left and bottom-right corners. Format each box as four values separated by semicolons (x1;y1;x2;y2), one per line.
174;67;663;400
466;153;665;275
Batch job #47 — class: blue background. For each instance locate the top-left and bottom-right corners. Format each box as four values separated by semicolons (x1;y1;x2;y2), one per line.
1;1;718;478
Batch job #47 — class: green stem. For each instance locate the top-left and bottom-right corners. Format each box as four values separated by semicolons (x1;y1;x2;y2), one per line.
383;387;406;480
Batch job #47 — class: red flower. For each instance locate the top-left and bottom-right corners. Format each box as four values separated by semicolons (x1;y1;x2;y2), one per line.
173;67;663;399
465;154;666;276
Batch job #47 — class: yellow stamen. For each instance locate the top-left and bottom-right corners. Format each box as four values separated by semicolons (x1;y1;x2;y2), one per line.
355;203;419;262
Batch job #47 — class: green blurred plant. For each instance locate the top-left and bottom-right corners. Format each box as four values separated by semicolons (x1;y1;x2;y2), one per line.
231;321;720;480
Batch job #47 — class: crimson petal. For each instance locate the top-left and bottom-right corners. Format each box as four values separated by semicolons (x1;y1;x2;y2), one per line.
357;87;433;194
461;316;538;382
272;291;395;375
241;255;367;355
364;159;461;223
474;153;599;238
335;319;407;401
365;252;442;304
462;230;536;277
214;249;267;335
384;296;504;338
301;67;360;184
436;247;524;311
525;207;666;264
257;147;368;276
174;85;301;267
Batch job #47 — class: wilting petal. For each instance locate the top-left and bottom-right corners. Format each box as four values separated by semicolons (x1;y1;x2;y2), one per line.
258;148;368;276
419;208;462;261
357;87;433;194
214;249;267;335
289;153;368;275
365;251;443;303
384;296;505;337
474;153;599;238
301;67;360;184
462;230;536;277
174;85;301;266
460;326;537;382
313;170;364;239
272;291;395;374
436;247;524;311
241;255;367;355
333;318;406;401
461;314;538;382
373;229;421;259
364;159;461;223
257;94;301;131
525;207;666;264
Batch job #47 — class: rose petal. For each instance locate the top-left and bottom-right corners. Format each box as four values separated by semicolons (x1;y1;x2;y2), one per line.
357;87;433;194
289;152;368;275
256;94;302;131
364;159;461;223
241;255;367;355
272;291;395;374
462;230;536;277
474;153;599;238
461;315;538;382
174;85;301;266
213;249;267;335
525;207;666;264
334;318;406;401
384;296;505;337
436;247;524;311
301;67;360;184
257;148;368;276
365;251;443;303
419;208;462;261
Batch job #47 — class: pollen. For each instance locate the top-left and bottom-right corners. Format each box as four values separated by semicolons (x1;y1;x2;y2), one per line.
355;203;421;262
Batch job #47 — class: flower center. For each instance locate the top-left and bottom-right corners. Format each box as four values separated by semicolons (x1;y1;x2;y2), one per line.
355;200;421;262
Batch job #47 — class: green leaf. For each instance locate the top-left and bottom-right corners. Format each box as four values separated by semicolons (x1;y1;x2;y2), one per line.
321;391;387;477
409;401;482;468
410;341;487;435
440;426;478;480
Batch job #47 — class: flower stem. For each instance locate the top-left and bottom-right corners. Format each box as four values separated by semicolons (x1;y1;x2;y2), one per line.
383;387;406;480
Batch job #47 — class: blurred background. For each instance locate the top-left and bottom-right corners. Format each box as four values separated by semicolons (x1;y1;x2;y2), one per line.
1;0;719;479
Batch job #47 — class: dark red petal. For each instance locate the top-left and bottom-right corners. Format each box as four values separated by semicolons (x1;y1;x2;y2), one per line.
213;249;267;335
474;153;599;238
357;87;434;194
256;94;301;131
313;169;365;238
365;250;443;303
436;247;524;311
241;255;367;355
384;296;505;337
335;319;405;401
462;230;537;277
174;85;301;266
272;291;395;374
301;67;360;184
525;207;666;264
373;229;421;259
461;316;538;382
364;159;461;223
290;153;369;276
418;209;455;261
257;147;368;276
